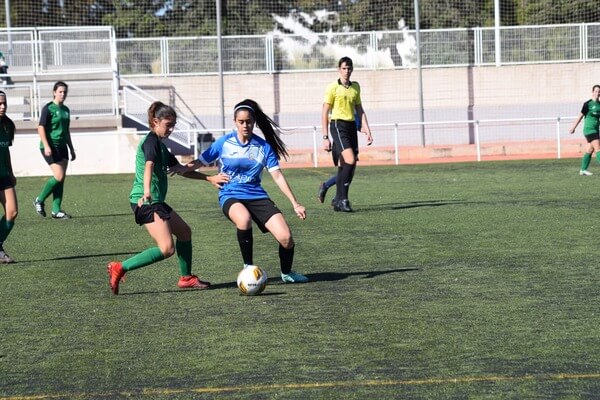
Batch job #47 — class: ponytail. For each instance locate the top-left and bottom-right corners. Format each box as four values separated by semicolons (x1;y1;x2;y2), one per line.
147;101;177;127
233;99;288;160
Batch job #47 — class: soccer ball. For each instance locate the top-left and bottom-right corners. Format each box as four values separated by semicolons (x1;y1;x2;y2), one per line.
237;265;267;296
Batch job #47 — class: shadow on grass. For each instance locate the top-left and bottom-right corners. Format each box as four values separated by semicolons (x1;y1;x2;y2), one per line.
117;267;418;296
19;251;138;263
359;199;465;212
306;267;418;281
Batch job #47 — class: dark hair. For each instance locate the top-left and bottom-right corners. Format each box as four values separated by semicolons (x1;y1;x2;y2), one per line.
338;56;353;68
593;84;600;91
233;99;288;160
147;101;177;127
53;81;68;92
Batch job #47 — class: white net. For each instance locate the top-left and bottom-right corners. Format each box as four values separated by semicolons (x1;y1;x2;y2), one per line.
0;1;597;163
0;1;597;35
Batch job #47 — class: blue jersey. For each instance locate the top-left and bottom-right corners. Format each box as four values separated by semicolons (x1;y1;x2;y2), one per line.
199;131;280;207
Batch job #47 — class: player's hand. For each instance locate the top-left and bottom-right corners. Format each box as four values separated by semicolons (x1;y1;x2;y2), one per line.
70;151;76;161
207;173;229;189
137;193;151;207
365;132;373;146
43;146;52;157
323;138;331;152
293;203;306;220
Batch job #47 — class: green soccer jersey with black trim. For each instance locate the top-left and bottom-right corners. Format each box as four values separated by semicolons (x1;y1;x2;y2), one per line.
581;99;600;136
38;101;70;148
129;132;178;204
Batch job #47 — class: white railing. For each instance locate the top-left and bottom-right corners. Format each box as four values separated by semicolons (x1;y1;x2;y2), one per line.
170;115;578;167
115;22;600;76
121;77;198;149
8;115;583;177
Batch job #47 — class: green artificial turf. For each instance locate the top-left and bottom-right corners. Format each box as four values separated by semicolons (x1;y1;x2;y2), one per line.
1;159;600;399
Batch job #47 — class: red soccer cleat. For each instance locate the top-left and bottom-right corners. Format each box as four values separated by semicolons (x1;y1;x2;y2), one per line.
178;275;210;289
107;261;126;295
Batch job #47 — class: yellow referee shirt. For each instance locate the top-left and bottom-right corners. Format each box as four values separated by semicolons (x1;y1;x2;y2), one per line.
324;79;361;122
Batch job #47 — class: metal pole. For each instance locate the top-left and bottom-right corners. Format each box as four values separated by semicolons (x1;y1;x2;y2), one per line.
216;0;225;130
414;0;425;147
494;0;500;66
556;117;561;159
475;120;481;161
5;0;12;65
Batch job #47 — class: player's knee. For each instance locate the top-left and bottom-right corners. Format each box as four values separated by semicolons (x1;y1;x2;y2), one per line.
160;245;176;258
280;235;294;249
7;209;17;220
235;219;252;230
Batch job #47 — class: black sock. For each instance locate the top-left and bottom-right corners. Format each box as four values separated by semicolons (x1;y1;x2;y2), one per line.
335;166;343;202
339;163;355;200
279;244;295;275
236;228;253;265
348;163;357;185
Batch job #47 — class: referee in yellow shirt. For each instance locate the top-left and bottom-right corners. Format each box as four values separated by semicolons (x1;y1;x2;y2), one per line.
321;57;373;212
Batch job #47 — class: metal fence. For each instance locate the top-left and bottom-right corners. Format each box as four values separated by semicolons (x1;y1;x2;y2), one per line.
116;22;600;76
0;26;118;121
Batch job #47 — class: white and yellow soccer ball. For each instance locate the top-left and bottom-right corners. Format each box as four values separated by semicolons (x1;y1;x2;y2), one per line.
237;265;267;296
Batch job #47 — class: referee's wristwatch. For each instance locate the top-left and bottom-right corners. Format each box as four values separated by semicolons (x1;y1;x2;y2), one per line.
322;136;329;140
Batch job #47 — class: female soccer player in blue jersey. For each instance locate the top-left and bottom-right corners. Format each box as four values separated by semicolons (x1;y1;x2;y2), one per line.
107;101;228;295
0;91;17;263
187;99;309;283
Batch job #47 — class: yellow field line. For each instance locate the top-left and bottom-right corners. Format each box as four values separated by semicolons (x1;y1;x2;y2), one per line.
3;372;600;399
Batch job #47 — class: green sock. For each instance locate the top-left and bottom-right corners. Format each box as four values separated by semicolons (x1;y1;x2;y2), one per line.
52;180;64;214
581;153;592;170
0;216;14;243
595;153;600;165
176;239;192;276
38;177;59;203
122;247;165;272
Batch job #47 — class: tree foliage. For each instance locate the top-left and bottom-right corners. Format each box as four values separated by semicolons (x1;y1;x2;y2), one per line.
0;0;598;38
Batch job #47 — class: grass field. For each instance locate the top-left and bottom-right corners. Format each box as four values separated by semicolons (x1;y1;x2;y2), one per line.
2;159;600;399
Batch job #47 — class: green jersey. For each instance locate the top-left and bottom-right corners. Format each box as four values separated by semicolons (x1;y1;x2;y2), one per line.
129;132;178;204
580;99;600;136
39;101;70;148
0;116;15;178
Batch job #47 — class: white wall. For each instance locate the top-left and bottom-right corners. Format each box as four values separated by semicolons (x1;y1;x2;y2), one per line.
12;131;142;177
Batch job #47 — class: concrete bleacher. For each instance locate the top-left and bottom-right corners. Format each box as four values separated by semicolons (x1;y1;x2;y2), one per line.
5;71;120;134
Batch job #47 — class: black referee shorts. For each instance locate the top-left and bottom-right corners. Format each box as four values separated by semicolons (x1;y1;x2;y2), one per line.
330;119;359;163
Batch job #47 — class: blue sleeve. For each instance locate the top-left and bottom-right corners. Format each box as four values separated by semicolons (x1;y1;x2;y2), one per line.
199;134;225;165
264;142;280;171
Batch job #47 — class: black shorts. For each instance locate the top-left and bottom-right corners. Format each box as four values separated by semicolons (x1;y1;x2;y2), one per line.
0;176;15;190
222;198;281;233
131;202;173;225
330;119;359;164
41;145;69;164
585;133;600;143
